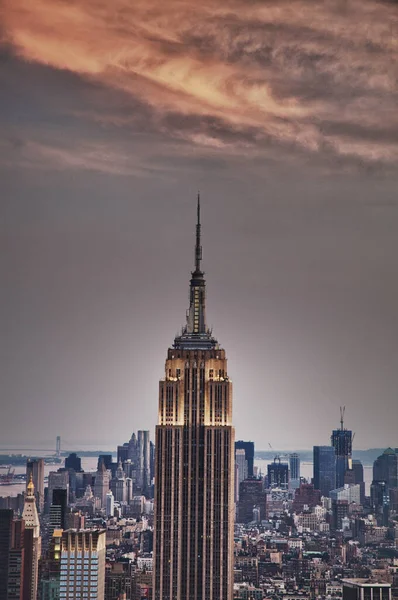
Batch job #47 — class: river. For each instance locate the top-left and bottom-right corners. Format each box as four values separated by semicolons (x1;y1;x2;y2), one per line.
0;454;100;498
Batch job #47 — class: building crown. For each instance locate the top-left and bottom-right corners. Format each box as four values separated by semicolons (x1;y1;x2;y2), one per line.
174;195;218;350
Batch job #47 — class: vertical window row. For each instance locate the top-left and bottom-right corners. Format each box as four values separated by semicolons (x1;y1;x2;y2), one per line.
184;367;190;425
199;367;205;424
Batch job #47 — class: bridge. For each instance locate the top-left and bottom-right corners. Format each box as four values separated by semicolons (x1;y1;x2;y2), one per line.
0;448;56;452
0;436;66;455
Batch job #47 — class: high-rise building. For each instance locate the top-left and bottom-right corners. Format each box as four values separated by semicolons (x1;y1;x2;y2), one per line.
153;198;235;600
0;509;25;600
330;483;361;505
49;489;68;536
8;517;25;600
289;453;300;481
126;478;133;504
371;449;398;523
56;436;61;458
313;446;336;497
58;529;106;599
118;434;139;474
37;529;63;600
235;448;248;494
97;455;113;472
94;459;110;509
352;459;364;482
331;409;353;489
106;491;115;518
131;495;145;518
267;458;289;489
373;448;398;489
389;487;398;512
235;441;255;479
22;476;41;600
370;480;390;525
26;459;45;513
118;432;152;494
110;461;127;503
351;460;365;504
47;471;69;513
237;479;266;524
0;509;13;598
117;444;129;465
331;499;349;530
138;430;151;494
128;433;138;464
122;459;133;479
65;453;82;472
150;441;155;485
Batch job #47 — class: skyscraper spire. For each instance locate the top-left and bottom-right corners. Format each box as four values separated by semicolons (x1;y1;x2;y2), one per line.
194;192;202;275
173;196;217;350
154;193;235;600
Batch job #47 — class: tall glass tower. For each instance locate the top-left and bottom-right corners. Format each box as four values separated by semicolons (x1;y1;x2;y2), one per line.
313;446;336;497
289;453;301;480
153;197;235;600
331;408;352;489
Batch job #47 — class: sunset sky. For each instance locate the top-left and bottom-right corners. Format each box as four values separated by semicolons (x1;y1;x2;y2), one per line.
1;0;398;450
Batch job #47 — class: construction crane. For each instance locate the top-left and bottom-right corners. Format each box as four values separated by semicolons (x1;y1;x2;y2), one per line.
268;443;291;463
0;466;15;485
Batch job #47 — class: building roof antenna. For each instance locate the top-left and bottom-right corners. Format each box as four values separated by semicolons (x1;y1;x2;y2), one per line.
340;406;345;430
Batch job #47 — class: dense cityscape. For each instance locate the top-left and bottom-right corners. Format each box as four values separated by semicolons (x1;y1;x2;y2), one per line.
1;203;398;600
1;429;398;599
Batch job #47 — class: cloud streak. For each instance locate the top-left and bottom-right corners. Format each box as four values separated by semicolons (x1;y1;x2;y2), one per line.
2;0;398;169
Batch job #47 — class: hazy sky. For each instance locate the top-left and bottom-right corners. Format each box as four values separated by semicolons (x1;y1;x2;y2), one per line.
1;0;398;451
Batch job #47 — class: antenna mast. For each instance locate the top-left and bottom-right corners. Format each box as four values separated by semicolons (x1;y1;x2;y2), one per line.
195;192;202;273
340;406;345;430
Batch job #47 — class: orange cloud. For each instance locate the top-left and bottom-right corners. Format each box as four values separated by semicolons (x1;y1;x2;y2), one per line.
2;0;398;167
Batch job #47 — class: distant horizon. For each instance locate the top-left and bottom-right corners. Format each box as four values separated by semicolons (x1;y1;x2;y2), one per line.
0;442;394;453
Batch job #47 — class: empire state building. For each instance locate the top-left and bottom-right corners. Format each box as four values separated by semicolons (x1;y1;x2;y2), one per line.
153;198;235;600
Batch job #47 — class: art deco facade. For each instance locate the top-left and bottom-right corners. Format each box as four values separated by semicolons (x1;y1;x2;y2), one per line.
22;476;41;600
153;198;235;600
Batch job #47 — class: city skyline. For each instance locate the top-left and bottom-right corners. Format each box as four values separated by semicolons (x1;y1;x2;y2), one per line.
2;0;398;450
